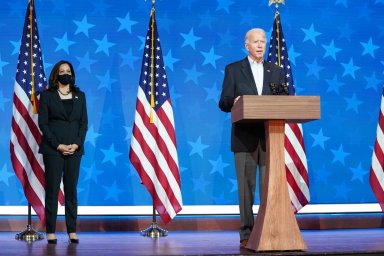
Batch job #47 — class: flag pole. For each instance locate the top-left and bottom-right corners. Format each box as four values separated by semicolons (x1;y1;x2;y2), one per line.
269;0;285;67
140;0;168;238
15;0;44;242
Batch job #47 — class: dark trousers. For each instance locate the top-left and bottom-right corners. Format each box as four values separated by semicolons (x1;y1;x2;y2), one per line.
43;154;81;233
234;142;266;241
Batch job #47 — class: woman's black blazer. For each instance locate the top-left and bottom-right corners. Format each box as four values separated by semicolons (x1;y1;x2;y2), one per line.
38;90;88;156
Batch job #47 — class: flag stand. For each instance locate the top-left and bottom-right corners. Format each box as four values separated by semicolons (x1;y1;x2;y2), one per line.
15;204;44;242
140;204;168;238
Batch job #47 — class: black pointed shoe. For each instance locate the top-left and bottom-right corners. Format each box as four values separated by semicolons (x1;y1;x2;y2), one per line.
47;239;57;244
69;238;79;244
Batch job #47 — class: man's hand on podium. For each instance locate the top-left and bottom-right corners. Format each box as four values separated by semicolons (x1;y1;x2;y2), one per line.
233;96;240;106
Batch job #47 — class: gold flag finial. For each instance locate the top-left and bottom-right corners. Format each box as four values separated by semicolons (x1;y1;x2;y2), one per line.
269;0;285;13
268;0;285;6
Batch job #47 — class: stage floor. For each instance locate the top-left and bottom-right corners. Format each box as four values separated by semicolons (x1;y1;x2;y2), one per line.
2;229;384;255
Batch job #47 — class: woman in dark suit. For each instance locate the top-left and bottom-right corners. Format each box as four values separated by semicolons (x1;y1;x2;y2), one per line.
38;60;88;244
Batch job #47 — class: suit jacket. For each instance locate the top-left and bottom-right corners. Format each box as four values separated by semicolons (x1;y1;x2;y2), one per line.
38;90;88;155
219;57;285;152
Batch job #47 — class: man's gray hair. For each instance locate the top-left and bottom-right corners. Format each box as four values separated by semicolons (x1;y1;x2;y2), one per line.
245;28;266;44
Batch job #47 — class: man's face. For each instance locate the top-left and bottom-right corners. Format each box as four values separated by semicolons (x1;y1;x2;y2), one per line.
245;31;266;62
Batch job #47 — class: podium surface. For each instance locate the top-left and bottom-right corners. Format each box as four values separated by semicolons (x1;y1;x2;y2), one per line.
232;95;320;123
231;95;320;252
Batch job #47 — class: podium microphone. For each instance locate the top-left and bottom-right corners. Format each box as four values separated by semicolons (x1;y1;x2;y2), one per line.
269;82;278;95
280;82;289;95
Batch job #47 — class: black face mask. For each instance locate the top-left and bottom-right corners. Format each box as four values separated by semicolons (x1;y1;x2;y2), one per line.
58;74;72;85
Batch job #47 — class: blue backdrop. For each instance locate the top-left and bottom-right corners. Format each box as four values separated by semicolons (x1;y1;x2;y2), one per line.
0;0;383;208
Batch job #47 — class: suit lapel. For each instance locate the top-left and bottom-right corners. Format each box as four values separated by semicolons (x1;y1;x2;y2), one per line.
241;58;258;95
262;62;273;95
69;92;80;120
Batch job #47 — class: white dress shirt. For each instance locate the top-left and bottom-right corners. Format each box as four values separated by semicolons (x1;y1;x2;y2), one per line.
248;56;264;95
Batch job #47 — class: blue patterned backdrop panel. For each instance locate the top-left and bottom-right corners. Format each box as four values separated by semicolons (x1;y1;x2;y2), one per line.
0;0;383;207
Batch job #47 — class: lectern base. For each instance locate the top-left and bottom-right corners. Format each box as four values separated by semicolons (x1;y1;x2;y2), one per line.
246;120;307;251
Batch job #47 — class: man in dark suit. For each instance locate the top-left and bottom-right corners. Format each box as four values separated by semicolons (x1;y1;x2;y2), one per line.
219;28;285;248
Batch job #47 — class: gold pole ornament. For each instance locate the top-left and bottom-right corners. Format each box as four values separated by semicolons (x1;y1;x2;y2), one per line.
268;0;285;13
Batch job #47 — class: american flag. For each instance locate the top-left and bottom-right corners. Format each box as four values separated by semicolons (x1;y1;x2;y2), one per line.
370;88;384;211
10;1;63;225
129;9;183;224
267;13;310;212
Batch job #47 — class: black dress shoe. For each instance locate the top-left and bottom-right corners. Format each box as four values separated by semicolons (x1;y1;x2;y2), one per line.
69;238;79;244
47;239;57;244
240;239;248;248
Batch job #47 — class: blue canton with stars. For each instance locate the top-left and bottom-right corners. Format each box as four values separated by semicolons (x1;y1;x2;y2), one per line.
139;13;169;111
0;0;383;207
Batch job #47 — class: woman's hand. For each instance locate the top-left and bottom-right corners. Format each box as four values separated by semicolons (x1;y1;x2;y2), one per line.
67;144;79;154
57;144;78;155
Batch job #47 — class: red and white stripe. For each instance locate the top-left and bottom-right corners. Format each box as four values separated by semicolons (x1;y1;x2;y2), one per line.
285;123;310;212
129;87;183;224
10;81;64;224
370;92;384;211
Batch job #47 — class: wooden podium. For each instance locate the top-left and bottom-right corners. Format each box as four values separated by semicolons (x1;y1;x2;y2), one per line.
231;95;320;252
